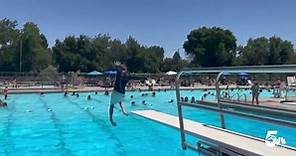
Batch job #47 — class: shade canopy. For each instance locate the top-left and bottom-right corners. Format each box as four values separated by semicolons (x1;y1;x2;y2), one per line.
87;70;103;76
239;72;249;77
104;70;117;75
166;71;177;75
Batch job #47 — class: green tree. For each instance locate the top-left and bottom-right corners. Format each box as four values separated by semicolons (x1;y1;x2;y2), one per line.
235;36;295;65
287;49;296;64
0;18;20;71
52;36;80;72
183;27;237;67
141;46;164;73
125;36;144;72
21;22;52;71
52;34;166;73
163;51;188;72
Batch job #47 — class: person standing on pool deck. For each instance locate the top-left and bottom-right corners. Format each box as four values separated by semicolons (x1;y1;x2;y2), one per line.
109;62;130;126
3;86;8;100
251;82;260;105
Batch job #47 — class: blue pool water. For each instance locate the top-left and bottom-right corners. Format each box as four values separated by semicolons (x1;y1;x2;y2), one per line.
0;90;296;155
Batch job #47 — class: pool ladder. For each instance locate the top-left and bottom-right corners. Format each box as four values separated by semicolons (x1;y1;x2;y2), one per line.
222;92;247;103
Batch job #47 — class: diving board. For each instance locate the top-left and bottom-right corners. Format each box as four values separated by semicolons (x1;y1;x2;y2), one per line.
132;110;296;156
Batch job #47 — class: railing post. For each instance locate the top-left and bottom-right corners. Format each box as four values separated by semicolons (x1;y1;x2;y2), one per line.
175;73;186;149
216;72;225;129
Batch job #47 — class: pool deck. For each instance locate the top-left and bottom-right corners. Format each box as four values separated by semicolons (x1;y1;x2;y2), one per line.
132;110;296;156
219;97;296;112
3;85;248;94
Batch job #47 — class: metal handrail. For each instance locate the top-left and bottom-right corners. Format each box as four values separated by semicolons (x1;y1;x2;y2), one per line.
175;65;296;152
230;92;239;100
181;101;296;128
237;93;247;103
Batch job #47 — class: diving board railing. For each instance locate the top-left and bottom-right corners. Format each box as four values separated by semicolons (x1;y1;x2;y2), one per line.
175;65;296;154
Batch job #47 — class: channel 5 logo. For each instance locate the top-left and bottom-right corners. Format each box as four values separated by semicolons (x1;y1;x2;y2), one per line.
265;130;286;147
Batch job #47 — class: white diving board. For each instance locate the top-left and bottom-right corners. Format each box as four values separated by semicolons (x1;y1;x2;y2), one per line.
132;110;296;156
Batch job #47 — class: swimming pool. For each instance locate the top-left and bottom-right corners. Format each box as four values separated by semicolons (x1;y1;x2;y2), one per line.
0;90;296;155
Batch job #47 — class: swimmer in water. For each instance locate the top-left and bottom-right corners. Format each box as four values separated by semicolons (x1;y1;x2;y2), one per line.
76;93;79;98
201;94;207;101
168;99;174;103
95;91;98;95
72;91;76;96
131;101;136;106
0;100;7;108
142;100;146;105
104;90;109;96
191;97;195;103
64;91;68;97
184;97;189;102
152;91;156;97
130;95;134;99
87;95;91;100
40;92;44;96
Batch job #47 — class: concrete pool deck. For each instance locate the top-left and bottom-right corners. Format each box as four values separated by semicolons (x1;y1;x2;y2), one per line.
4;85;296;112
3;85;249;94
132;109;296;156
219;97;296;112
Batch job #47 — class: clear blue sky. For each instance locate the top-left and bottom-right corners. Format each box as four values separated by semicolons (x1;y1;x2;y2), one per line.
1;0;296;57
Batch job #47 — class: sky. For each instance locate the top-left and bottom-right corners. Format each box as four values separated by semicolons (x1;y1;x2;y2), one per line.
1;0;296;57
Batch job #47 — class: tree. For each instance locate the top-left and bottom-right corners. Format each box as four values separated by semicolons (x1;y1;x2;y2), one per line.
125;36;144;72
140;46;164;73
235;36;295;65
162;51;188;72
287;49;296;64
52;34;166;73
39;65;59;81
21;22;52;72
183;27;237;67
0;18;19;71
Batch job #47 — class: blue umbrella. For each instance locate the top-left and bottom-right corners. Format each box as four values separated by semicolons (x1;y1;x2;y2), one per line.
104;70;117;76
87;70;103;76
239;72;249;77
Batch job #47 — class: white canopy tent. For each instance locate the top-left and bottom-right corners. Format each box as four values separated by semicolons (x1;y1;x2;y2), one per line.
166;71;177;75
